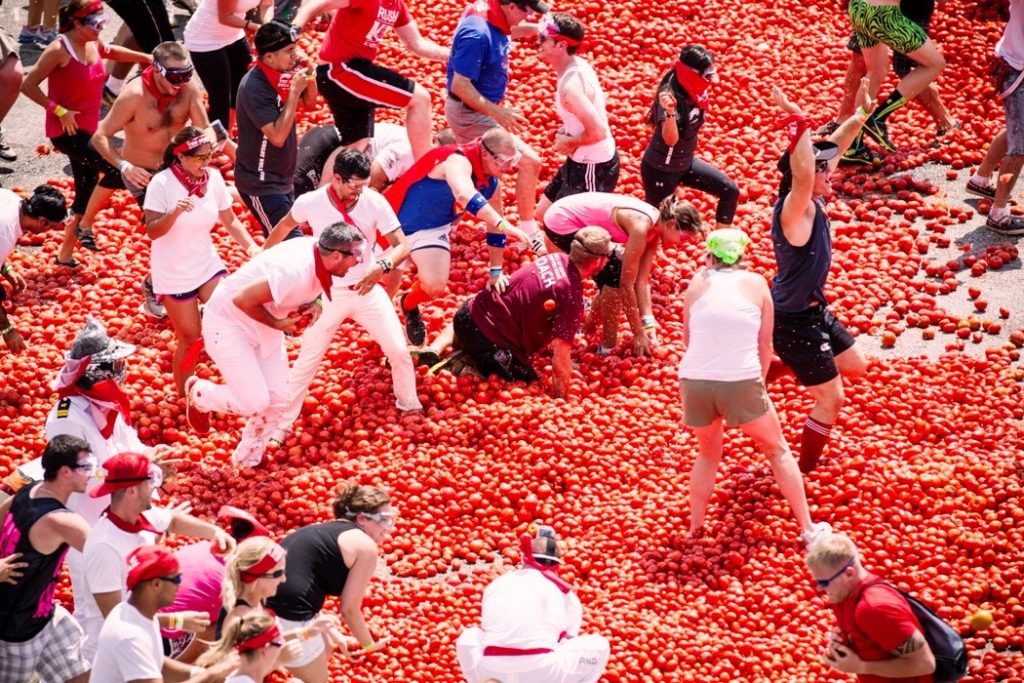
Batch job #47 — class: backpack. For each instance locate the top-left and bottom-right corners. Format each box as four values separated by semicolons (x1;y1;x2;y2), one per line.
859;579;968;683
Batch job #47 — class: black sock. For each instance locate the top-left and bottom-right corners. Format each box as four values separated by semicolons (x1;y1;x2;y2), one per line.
870;89;907;125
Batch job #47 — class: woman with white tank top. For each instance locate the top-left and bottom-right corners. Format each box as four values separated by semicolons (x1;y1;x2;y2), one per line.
678;229;831;548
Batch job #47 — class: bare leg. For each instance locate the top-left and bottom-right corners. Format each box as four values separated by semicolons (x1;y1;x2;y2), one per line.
515;146;540;223
0;55;23;125
740;405;814;532
896;41;945;100
42;0;59;30
836;52;867;122
993;155;1024;210
915;85;956;130
26;0;43;27
286;649;329;683
978;130;1008;179
860;44;891;100
406;84;433;161
686;416;725;536
163;297;204;396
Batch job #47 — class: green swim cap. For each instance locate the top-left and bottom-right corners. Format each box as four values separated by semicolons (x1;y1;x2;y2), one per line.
706;228;750;265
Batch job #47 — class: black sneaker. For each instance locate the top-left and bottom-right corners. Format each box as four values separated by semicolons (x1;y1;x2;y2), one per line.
862;118;897;152
966;178;996;200
986;214;1024;236
0;130;16;162
401;294;426;345
840;145;879;167
411;349;441;367
815;121;839;136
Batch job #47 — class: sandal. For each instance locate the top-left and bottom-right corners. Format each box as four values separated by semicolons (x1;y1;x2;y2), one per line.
74;225;99;251
54;256;79;268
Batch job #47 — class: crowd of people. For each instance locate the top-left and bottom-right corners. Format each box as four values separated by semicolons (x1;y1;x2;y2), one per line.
0;0;1013;680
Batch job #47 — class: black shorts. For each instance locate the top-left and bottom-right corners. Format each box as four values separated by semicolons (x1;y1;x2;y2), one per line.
316;60;415;145
452;301;538;382
773;306;856;387
543;227;624;289
542;151;621;202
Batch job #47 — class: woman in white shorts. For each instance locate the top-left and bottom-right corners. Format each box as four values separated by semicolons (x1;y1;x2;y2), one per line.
143;126;260;395
678;228;831;548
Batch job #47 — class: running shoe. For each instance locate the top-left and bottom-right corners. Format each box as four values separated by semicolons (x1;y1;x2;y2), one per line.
0;130;16;162
17;25;41;45
840;145;879;167
171;0;199;13
411;348;441;368
986;214;1024;236
862;118;897;153
37;29;57;45
401;294;426;345
75;224;99;251
428;349;470;376
267;428;288;449
183;376;210;435
966;178;996;200
140;276;167;318
101;86;118;109
936;120;962;140
232;416;269;468
815;121;839;137
800;521;834;549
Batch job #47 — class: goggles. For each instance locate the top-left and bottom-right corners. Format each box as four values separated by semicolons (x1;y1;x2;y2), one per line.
75;455;99;476
159;574;183;585
147;463;165;488
155;61;195;86
363;509;399;529
481;139;522;171
82;12;109;30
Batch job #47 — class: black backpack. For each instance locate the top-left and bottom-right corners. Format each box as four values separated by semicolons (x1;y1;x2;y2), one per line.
860;580;968;683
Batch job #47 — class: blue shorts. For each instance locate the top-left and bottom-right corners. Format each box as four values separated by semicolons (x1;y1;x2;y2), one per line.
1003;66;1024;156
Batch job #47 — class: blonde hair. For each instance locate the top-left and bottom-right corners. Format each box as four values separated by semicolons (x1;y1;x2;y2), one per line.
196;610;276;667
222;537;281;611
805;533;857;573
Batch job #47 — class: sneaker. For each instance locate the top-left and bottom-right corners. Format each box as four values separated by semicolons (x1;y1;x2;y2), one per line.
815;121;839;136
183;377;210;435
37;29;57;45
800;521;833;549
232;416;269;468
140;276;167;318
17;26;41;45
840;145;880;167
862;118;897;153
101;86;118;109
428;349;470;376
411;348;441;368
401;294;425;345
0;131;16;163
966;178;996;200
986;214;1024;236
528;232;547;255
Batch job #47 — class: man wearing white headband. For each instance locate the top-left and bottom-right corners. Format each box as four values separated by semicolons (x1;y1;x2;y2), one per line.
456;526;609;683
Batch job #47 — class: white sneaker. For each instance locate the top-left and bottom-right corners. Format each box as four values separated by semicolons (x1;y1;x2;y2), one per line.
231;436;266;468
801;521;833;549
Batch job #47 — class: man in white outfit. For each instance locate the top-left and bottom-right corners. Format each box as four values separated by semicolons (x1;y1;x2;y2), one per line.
184;222;363;467
534;12;619;226
263;148;421;444
456;526;609;683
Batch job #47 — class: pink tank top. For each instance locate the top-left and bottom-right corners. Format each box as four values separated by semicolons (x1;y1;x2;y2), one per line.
544;192;659;243
45;35;106;139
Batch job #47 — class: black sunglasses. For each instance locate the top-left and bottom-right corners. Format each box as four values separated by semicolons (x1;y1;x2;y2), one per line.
815;159;831;174
159;574;183;585
325;247;358;258
259;569;286;579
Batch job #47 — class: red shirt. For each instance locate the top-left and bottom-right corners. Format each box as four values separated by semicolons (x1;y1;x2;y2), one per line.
319;0;410;64
833;574;934;683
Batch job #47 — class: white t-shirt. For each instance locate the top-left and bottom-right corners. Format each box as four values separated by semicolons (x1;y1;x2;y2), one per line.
555;58;616;164
89;602;164;683
368;122;413;181
0;188;24;265
205;236;331;353
479;568;583;649
998;0;1024;70
288;186;400;289
183;0;261;53
80;507;173;659
144;167;233;295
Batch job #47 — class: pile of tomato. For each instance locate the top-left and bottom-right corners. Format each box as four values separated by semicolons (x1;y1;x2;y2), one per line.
2;0;1023;679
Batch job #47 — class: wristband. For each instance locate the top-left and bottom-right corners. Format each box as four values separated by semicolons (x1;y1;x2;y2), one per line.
377;256;393;273
362;641;376;652
0;263;10;275
300;627;313;641
485;231;507;248
856;106;871;121
51;103;68;117
172;614;184;630
641;315;656;330
312;297;324;311
465;192;488;216
117;160;132;173
488;266;503;276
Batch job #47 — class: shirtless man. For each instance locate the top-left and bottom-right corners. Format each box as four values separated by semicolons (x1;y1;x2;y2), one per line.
89;41;211;318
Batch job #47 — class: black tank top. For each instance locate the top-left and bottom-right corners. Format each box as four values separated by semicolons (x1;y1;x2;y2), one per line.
642;89;704;173
293;125;342;197
266;520;356;621
771;197;833;313
0;484;70;642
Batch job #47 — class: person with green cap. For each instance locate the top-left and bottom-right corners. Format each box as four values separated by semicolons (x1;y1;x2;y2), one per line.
677;228;832;548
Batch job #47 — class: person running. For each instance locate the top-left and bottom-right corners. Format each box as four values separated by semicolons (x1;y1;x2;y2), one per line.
266;483;395;682
770;84;871;474
640;44;739;230
143;127;260;395
90;41;211;318
534;13;619;228
196;610;289;683
415;227;612;397
381;127;527;345
262;149;420;443
294;0;449;161
19;0;151;268
184;223;363;467
846;0;946;152
0;186;68;353
543;191;702;356
678;228;833;547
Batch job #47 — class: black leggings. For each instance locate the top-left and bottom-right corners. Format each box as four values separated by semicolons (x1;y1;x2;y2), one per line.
104;0;174;53
189;38;252;127
641;158;739;225
49;131;122;215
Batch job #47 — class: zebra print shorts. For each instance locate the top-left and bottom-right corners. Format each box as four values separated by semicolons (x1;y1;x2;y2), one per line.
848;0;928;55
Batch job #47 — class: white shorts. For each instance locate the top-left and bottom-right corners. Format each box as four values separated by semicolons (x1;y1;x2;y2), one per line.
0;606;91;683
401;224;453;265
456;627;610;683
277;615;327;668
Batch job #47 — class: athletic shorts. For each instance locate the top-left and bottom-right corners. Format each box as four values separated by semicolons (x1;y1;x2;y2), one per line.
1003;66;1024;156
847;8;932;76
679;378;771;427
848;0;928;55
0;606;91;683
155;269;227;303
543;152;621;202
544;227;623;288
0;26;18;62
276;615;327;668
316;60;415;145
773;306;856;387
452;301;538;382
402;224;453;261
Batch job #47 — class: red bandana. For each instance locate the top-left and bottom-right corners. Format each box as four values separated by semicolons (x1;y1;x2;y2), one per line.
326;183;356;224
672;61;710;111
255;60;292;102
169;161;208;198
141;66;177;113
519;533;572;594
463;0;511;36
236;620;282;653
57;378;132;439
102;506;160;534
312;244;334;301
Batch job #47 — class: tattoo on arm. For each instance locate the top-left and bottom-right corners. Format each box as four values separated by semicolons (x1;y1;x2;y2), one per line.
892;632;926;657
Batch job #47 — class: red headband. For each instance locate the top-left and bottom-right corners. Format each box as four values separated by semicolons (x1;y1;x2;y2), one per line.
539;17;581;46
172;134;210;156
236;621;281;653
239;544;285;583
72;0;104;18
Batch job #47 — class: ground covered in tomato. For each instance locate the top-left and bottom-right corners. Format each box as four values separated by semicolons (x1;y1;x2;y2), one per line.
2;0;1024;680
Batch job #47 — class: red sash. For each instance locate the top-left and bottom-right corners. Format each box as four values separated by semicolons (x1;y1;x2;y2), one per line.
383;142;490;215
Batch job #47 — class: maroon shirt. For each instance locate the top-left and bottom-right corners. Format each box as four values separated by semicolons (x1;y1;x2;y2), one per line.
469;253;584;362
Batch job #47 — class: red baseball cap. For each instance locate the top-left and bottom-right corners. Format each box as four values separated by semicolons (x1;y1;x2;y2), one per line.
125;545;180;590
89;452;152;498
218;505;271;540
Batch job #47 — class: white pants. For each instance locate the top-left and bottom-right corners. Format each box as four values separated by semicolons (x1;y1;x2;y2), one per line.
455;628;610;683
279;285;421;430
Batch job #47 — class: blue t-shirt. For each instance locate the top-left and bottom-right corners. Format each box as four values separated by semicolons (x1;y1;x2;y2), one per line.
446;15;509;104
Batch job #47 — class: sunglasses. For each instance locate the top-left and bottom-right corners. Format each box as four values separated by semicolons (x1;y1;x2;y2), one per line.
815;159;831;174
184;152;213;163
155;61;195;86
813;556;856;589
481;139;521;171
159;574;183;585
259;569;286;579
